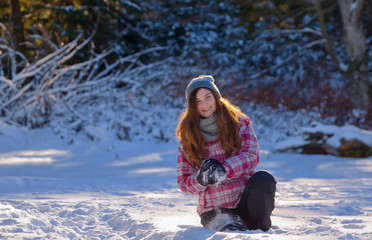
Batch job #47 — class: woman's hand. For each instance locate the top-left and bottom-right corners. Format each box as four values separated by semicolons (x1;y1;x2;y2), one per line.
196;158;226;186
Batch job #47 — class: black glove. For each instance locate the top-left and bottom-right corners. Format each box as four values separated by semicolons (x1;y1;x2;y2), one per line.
196;158;226;186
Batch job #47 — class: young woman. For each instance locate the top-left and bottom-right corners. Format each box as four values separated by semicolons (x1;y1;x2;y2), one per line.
176;75;276;232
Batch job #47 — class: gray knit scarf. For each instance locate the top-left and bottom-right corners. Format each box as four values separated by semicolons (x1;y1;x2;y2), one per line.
199;113;219;142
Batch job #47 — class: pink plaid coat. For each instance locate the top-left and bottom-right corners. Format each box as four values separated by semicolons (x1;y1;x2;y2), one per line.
177;119;259;215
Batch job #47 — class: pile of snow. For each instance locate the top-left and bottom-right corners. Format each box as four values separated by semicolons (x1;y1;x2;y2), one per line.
0;121;371;239
301;122;372;148
275;121;372;156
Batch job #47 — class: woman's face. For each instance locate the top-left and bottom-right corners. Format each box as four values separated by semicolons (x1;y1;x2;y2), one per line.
195;88;217;118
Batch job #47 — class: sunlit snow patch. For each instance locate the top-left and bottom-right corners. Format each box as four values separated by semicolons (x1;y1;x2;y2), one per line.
0;149;68;165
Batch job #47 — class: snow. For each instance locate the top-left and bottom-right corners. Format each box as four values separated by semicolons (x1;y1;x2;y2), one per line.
305;122;372;148
275;121;372;150
0;119;371;239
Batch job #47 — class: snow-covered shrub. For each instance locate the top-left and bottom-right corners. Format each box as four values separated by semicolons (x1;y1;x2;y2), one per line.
0;22;179;143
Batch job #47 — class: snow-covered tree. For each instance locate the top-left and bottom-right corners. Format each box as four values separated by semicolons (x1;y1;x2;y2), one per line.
337;0;369;109
313;0;369;109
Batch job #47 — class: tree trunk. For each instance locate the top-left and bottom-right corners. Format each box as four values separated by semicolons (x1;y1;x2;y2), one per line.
9;0;25;49
337;0;370;109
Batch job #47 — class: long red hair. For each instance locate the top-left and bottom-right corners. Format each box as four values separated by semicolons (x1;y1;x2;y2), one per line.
176;88;250;168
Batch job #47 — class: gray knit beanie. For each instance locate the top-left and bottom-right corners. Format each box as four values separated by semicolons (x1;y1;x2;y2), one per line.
185;75;221;101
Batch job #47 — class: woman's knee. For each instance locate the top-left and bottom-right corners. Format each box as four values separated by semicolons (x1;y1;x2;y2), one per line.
249;171;276;192
252;171;276;182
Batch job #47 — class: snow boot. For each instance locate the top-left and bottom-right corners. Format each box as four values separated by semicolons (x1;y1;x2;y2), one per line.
200;208;247;232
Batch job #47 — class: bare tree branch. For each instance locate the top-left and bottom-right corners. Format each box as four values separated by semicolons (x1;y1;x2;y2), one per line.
314;0;345;73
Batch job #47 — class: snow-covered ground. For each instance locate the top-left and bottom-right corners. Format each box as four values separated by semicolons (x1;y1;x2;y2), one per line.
0;122;371;240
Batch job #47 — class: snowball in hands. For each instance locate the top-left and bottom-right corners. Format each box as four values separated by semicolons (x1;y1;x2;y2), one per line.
196;158;226;186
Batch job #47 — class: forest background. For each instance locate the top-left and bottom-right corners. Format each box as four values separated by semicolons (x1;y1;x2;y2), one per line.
1;2;372;239
0;0;371;145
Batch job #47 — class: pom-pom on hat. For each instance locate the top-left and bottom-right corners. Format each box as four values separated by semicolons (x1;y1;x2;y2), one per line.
185;75;221;101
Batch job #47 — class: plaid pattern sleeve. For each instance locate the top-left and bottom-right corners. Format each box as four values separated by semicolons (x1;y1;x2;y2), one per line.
223;119;259;180
177;143;207;195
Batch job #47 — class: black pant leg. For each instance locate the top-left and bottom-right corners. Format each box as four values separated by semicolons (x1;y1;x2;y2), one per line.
236;170;276;231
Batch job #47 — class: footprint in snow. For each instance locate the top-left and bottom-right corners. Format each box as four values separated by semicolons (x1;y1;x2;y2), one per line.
0;219;18;225
341;219;365;229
